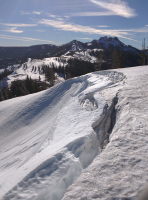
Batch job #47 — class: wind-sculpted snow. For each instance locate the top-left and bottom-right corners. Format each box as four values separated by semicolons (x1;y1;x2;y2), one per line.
63;66;148;200
1;66;148;200
0;70;126;200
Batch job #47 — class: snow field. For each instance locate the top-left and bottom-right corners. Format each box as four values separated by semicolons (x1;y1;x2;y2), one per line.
0;70;125;200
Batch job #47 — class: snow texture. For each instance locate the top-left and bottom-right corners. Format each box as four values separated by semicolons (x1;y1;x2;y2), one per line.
63;66;148;200
0;66;148;200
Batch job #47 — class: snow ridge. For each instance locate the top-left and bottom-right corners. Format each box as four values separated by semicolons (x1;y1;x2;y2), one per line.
0;71;125;200
63;66;148;200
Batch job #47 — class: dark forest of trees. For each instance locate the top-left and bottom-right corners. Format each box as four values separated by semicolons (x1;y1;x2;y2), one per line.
0;64;57;101
0;69;13;81
0;76;49;101
42;65;55;86
65;59;95;79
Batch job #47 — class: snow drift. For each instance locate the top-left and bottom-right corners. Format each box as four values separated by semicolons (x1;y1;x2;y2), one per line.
0;66;148;200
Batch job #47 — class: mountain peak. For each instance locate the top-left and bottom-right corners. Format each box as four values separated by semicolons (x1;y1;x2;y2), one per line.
98;36;125;48
99;36;120;42
68;40;84;51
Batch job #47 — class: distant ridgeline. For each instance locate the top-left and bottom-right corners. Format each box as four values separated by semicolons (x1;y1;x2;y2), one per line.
0;37;148;101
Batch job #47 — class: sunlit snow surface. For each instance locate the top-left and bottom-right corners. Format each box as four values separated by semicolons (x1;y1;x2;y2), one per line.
0;66;148;200
63;66;148;200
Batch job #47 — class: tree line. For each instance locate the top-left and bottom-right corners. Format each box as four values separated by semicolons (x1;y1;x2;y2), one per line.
0;69;13;81
0;76;49;101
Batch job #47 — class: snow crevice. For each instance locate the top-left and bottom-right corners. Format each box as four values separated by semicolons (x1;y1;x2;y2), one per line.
3;94;119;200
60;94;119;200
92;95;118;150
61;93;120;199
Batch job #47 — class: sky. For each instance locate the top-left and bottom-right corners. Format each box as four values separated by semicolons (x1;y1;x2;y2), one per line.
0;0;148;49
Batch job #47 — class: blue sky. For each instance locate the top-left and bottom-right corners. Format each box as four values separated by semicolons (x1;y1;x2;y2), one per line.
0;0;148;48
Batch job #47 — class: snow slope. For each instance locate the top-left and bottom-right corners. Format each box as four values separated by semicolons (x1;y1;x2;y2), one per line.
0;66;148;200
1;48;100;88
63;66;148;200
3;57;66;87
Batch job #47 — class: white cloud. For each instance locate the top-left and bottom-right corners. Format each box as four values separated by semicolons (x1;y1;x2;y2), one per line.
0;34;55;43
32;11;42;15
0;23;38;34
4;27;23;34
97;25;111;28
109;27;148;33
71;11;115;17
39;18;136;41
47;14;67;21
48;14;57;18
89;0;136;18
21;10;42;15
0;23;37;27
77;37;93;40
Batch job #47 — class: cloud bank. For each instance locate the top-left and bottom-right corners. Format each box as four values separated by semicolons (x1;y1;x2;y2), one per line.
0;23;37;27
89;0;136;18
39;19;136;41
4;27;23;34
0;34;54;43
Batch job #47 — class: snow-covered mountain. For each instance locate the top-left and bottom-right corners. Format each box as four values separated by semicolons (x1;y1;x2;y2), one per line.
0;48;101;89
0;37;142;94
0;37;140;67
0;65;148;200
54;37;139;56
97;37;140;54
99;36;124;47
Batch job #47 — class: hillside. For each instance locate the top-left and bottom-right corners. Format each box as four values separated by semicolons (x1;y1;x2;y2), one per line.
0;37;140;67
0;37;145;101
0;65;148;200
